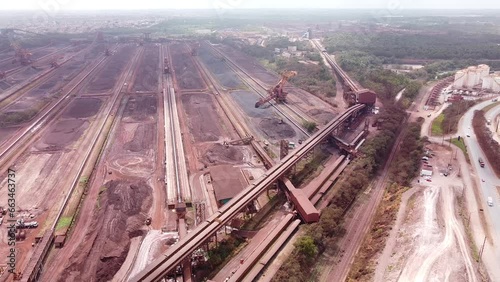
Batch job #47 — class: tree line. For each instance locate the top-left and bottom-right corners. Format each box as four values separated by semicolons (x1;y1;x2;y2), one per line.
473;110;500;176
272;105;409;281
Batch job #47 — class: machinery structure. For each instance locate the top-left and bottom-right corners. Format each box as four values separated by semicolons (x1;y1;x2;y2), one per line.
191;42;200;56
10;40;32;66
164;58;170;74
223;136;254;147
255;70;297;108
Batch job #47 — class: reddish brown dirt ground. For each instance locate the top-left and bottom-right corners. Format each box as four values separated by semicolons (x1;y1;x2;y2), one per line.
62;98;103;119
0;93;106;279
132;44;159;92
34;119;89;151
85;45;136;93
198;45;244;89
308;108;336;125
46;95;158;281
259;117;296;139
58;180;152;282
123;95;157;121
181;93;222;142
201;143;244;166
216;44;277;85
170;43;205;90
1;60;90;117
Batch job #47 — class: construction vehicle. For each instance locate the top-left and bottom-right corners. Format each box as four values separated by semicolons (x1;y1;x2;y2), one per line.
255;70;297;108
15;219;38;229
10;40;32;66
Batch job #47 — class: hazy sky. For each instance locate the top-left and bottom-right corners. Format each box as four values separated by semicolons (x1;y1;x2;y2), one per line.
0;0;499;10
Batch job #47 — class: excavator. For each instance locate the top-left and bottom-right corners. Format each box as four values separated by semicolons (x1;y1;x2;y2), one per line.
255;70;297;108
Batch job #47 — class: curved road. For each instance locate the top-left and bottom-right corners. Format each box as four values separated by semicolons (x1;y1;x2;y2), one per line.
458;99;500;281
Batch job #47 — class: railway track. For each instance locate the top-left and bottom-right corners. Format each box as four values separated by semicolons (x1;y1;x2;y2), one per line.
185;41;364;282
1;45;74;76
0;48;113;170
191;46;274;168
0;43;53;65
20;45;144;282
0;44;98;113
131;103;364;282
204;42;311;138
310;39;360;92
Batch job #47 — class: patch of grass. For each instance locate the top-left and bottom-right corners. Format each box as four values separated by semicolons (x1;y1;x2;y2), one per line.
55;216;73;231
431;113;445;136
449;137;470;163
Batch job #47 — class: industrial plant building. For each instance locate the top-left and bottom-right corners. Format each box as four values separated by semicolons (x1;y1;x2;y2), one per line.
453;64;500;92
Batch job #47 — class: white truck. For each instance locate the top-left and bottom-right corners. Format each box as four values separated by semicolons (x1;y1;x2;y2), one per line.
487;197;493;207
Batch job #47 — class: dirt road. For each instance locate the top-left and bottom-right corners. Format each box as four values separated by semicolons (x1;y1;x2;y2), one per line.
399;185;476;282
320;117;408;282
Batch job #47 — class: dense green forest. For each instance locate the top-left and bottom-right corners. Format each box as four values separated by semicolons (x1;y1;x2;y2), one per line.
323;31;500;60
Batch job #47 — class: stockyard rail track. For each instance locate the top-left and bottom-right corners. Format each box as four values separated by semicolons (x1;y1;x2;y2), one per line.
191;47;275;168
310;39;360;92
1;45;74;78
191;48;356;281
131;103;364;282
0;43;54;64
204;42;311;138
13;46;144;282
192;48;301;282
0;46;114;170
162;43;191;206
0;45;96;113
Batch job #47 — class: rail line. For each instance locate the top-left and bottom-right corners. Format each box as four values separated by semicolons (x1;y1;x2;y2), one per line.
0;47;115;170
131;103;364;282
0;45;97;115
1;45;74;76
310;39;360;92
20;45;144;282
191;46;275;169
204;42;311;138
0;43;53;65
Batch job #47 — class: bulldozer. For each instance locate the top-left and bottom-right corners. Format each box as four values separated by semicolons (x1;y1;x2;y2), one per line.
255;70;297;108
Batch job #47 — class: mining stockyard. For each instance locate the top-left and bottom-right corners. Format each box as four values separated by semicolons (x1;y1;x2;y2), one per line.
1;6;499;282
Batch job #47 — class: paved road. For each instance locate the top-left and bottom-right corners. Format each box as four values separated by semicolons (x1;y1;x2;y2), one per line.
458;99;500;273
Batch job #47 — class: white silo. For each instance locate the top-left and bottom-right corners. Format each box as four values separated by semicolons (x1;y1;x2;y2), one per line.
478;64;490;78
453;70;466;88
482;75;492;90
466;66;478;88
493;75;500;92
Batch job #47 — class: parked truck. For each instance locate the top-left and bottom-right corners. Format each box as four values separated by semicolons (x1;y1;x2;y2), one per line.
478;157;485;168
